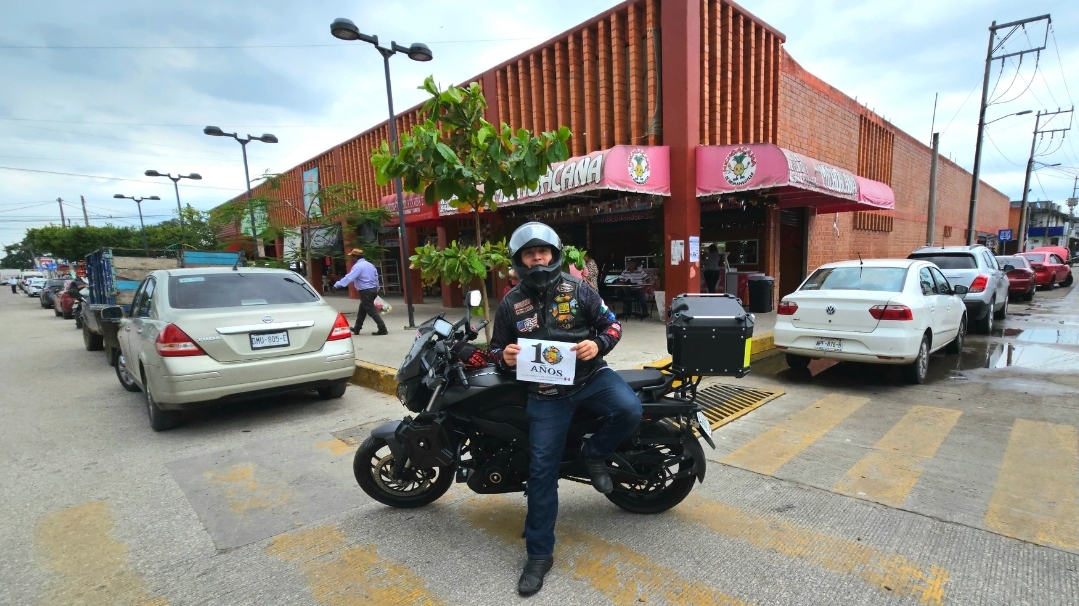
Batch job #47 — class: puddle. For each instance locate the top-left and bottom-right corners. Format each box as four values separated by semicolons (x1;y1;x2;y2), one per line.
986;327;1079;346
951;341;1079;373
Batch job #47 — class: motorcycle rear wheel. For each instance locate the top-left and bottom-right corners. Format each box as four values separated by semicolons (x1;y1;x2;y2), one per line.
605;424;697;514
354;436;453;508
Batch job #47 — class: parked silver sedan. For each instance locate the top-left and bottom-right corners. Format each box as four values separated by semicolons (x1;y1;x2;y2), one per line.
109;267;356;430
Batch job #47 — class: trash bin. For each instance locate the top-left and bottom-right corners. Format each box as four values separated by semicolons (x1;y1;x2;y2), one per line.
747;275;774;313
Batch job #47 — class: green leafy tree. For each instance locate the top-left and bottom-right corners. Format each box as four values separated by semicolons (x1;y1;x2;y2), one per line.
1;242;34;269
372;76;572;340
410;239;512;317
145;206;217;252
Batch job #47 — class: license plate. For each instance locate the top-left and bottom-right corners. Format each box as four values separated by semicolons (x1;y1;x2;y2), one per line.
696;411;713;439
250;331;289;350
815;338;842;352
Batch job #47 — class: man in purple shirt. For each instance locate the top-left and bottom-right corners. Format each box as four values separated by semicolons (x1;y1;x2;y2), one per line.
334;249;388;336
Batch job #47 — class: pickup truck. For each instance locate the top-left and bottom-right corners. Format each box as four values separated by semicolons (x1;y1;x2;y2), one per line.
81;249;245;364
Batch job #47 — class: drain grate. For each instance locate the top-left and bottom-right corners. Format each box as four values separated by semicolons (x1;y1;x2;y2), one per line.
696;384;783;429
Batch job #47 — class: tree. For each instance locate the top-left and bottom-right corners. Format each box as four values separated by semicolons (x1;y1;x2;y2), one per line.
1;242;34;269
372;76;571;340
145;206;217;252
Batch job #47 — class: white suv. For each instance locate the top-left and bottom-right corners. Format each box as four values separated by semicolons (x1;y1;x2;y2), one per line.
908;245;1010;334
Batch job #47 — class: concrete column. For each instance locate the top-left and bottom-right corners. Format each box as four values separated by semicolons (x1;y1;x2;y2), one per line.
661;0;702;297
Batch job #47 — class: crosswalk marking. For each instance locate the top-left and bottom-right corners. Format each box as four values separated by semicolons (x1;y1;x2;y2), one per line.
462;495;752;606
721;393;869;475
985;419;1079;551
834;405;962;507
267;524;445;606
678;495;949;606
34;501;170;606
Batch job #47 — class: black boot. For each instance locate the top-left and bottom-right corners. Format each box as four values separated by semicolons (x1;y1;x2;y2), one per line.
372;327;388;336
585;457;613;494
518;557;554;596
350;327;361;335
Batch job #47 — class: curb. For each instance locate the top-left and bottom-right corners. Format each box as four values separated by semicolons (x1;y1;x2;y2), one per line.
348;331;777;394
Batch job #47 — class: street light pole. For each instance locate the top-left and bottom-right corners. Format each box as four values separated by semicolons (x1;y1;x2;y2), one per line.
202;127;278;260
1016;108;1073;251
114;194;161;257
144;170;202;264
330;17;432;329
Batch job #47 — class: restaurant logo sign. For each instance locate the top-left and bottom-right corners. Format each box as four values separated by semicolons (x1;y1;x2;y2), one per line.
723;147;757;186
628;148;651;185
496;152;605;204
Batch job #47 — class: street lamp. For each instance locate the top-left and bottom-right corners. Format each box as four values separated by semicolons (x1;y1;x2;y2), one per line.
330;17;432;329
202;126;278;259
144;170;201;262
967;109;1034;244
114;194;160;257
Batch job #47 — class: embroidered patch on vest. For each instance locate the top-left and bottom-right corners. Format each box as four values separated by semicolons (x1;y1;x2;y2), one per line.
517;313;539;333
556;282;574;293
513;300;534;315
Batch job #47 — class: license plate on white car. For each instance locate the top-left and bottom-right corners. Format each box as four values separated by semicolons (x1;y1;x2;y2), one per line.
815;338;842;352
250;331;289;350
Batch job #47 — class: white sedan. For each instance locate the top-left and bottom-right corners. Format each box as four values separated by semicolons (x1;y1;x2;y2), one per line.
774;259;969;384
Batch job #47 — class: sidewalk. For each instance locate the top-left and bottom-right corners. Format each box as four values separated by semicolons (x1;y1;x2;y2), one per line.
326;294;776;394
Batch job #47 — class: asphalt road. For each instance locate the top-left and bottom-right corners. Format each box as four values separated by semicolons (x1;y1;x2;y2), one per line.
2;285;1077;606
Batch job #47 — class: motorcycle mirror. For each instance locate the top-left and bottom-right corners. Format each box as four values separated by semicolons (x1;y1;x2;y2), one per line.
467;290;482;308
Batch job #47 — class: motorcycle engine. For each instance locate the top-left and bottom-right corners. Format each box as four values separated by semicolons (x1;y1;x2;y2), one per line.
466;439;528;494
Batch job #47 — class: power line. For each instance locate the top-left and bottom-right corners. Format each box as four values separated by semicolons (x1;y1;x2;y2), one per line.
940;79;983;136
0;166;241;190
0;38;543;50
1049;25;1074;105
984;130;1023;166
0;153;233;166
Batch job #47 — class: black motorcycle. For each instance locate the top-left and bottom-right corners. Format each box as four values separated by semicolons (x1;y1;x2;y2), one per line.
353;291;720;514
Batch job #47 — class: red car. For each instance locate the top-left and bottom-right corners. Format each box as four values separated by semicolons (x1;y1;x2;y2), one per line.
52;279;81;319
1019;252;1073;289
1031;245;1072;266
996;255;1036;301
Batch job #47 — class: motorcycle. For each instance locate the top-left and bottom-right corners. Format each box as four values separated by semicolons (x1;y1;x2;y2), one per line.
353;290;721;514
73;287;89;329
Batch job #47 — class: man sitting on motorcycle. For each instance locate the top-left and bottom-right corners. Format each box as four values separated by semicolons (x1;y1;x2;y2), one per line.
489;222;643;596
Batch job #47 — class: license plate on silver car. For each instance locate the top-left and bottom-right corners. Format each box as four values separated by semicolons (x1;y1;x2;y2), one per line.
815;338;842;352
250;331;289;350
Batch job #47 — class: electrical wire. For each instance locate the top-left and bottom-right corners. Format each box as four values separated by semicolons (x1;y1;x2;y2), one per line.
0;38;543;50
984;130;1023;166
1049;25;1074;106
988;55;1021;106
939;79;982;137
0;117;359;128
0;166;240;191
991;54;1040;107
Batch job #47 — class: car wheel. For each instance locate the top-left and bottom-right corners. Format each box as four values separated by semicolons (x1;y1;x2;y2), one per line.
994;296;1008;320
974;299;994;334
1063;273;1073;287
1023;286;1035;302
945;317;966;354
115;352;141;393
785;354;811;370
143;371;182;431
901;335;930;385
317;380;349;400
54;307;62;317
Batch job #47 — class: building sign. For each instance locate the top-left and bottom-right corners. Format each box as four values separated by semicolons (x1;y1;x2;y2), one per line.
302;167;321;218
998;229;1013;242
494;145;670;206
1028;226;1065;238
378;192;441;226
697;143;894;213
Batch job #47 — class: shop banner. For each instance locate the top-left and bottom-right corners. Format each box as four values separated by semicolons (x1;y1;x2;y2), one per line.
696;143;894;212
494;145;670;206
378;192;441;226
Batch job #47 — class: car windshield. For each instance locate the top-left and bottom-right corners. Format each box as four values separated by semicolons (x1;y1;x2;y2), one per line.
168;273;319;309
1020;253;1047;263
996;256;1026;268
909;253;978;270
46;279;66;288
800;267;907;292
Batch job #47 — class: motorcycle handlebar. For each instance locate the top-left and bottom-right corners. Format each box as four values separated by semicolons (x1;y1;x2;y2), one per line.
454;363;469;389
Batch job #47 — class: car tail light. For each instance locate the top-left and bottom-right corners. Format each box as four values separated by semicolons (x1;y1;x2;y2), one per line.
777;301;798;315
1031;263;1045;272
968;275;989;293
869;304;913;321
155;324;206;357
327;313;352;341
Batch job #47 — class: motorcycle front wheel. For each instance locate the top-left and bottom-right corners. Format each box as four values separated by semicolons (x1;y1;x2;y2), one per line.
605;423;697;514
353;436;453;508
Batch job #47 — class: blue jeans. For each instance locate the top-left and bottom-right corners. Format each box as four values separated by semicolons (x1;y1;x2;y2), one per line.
524;368;643;558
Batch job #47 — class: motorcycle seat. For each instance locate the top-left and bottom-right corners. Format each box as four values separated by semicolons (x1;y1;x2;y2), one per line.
614;369;666;390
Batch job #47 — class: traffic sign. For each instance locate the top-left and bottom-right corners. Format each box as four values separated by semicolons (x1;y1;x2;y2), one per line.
998;229;1013;242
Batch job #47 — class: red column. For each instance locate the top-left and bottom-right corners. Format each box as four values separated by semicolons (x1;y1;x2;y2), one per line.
661;0;702;297
403;226;423;304
440;222;464;307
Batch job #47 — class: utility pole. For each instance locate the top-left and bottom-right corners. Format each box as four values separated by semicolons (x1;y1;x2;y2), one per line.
929;93;938;146
967;14;1051;245
1017;107;1073;251
80;195;90;227
57;197;66;227
926;133;940;245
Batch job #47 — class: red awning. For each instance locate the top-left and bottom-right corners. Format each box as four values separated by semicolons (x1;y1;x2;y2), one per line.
696;143;895;213
378;192;441;227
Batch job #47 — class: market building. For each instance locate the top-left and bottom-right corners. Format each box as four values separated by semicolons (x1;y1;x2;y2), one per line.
217;0;1010;308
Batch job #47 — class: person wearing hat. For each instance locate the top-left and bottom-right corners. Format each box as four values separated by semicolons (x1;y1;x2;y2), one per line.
334;248;388;336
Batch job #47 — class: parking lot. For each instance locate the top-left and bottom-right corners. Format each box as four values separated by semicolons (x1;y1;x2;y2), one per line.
2;286;1077;605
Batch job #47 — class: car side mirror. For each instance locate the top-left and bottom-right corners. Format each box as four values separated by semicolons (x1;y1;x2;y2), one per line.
101;305;124;321
1003;264;1015;273
953;285;969;296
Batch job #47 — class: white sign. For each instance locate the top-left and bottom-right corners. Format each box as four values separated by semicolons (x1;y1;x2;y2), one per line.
670;239;685;265
689;236;700;263
516;338;577;384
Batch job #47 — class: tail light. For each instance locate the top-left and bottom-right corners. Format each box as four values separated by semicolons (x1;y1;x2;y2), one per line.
869;304;913;321
155;324;206;357
777;301;798;315
968;275;989;293
1030;263;1045;272
327;313;352;341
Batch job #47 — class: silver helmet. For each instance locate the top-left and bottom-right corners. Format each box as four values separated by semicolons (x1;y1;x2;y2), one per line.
508;222;563;291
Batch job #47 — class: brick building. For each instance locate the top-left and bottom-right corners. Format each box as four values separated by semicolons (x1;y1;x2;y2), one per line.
219;0;1010;307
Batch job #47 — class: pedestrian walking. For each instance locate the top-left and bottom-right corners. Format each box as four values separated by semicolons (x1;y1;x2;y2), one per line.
334;249;388;336
9;276;16;294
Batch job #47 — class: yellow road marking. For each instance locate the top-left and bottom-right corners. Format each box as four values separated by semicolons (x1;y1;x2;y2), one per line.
315;438;353;456
34;501;169;606
679;495;948;605
721;393;869;475
835;405;962;506
462;495;751;605
985;419;1079;551
203;463;291;513
267;524;444;606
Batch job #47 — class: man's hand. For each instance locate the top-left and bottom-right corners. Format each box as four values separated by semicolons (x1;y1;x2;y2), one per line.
572;340;599;361
502;343;521;367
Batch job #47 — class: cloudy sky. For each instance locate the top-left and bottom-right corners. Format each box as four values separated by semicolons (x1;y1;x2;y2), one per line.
1;0;1076;252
